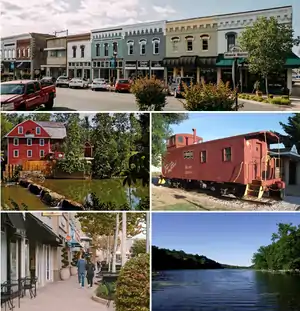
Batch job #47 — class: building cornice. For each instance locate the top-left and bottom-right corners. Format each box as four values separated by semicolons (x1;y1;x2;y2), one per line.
166;21;217;33
123;20;166;36
66;33;90;42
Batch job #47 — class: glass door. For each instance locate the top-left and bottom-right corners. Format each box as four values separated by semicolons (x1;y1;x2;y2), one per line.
10;241;18;280
46;246;50;281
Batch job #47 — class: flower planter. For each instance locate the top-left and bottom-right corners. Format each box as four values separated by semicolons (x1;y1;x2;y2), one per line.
60;267;71;280
70;266;77;276
256;91;263;97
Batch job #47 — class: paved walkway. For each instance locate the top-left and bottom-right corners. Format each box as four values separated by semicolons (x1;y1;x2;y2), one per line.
9;276;114;311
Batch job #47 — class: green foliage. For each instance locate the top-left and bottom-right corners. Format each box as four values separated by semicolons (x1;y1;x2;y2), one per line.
96;282;116;299
183;81;240;111
152;113;188;166
252;223;300;271
280;98;291;105
130;239;146;257
279;113;300;152
61;243;69;268
152;246;223;270
71;251;80;267
115;253;150;311
56;152;90;174
238;16;300;94
131;77;167;111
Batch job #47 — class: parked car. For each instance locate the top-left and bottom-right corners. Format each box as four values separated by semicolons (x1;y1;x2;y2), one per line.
69;78;89;89
56;76;70;87
115;79;131;92
168;76;194;98
41;76;56;84
91;79;109;91
1;80;56;111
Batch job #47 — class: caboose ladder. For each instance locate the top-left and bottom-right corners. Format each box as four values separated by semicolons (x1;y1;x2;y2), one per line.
244;180;264;199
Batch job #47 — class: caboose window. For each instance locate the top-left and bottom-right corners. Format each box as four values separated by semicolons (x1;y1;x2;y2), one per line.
200;150;206;163
184;150;194;159
178;136;183;143
223;147;232;162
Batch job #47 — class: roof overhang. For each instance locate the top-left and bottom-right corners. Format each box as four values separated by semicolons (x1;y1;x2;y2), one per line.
245;131;279;144
269;151;300;161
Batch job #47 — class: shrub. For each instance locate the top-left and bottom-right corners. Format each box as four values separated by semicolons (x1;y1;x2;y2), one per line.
263;99;269;103
115;253;150;311
61;243;69;268
130;239;147;257
96;282;116;299
268;94;274;99
245;95;251;100
183;81;240;111
71;251;80;267
250;95;256;100
280;98;291;105
271;98;282;105
282;95;289;99
256;91;263;97
130;77;166;111
256;97;264;102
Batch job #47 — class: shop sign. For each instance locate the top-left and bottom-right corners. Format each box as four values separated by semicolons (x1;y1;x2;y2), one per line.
151;61;163;68
125;61;136;68
138;61;149;68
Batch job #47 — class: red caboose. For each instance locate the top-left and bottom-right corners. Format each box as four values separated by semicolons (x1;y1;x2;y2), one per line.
162;129;285;199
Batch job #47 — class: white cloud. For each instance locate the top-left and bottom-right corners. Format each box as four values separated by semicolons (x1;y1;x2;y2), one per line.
0;0;176;37
153;5;176;17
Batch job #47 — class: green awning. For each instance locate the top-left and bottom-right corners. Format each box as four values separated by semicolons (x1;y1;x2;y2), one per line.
285;53;300;68
216;54;246;67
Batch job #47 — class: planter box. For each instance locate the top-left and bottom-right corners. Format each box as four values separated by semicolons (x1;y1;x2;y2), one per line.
102;274;119;283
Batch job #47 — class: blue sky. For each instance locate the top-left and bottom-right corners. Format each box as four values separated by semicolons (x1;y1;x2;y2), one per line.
2;0;299;56
170;113;294;148
152;213;300;266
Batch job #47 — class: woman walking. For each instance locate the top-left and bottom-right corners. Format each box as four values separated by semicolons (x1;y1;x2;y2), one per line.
86;258;96;288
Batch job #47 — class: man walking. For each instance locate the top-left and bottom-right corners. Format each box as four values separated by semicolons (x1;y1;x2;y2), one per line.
77;254;86;288
86;258;96;288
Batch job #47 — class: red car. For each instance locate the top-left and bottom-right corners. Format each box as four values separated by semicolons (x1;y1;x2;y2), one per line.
1;80;56;111
115;79;131;92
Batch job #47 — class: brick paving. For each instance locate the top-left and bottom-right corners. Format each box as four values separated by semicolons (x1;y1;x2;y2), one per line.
5;276;114;311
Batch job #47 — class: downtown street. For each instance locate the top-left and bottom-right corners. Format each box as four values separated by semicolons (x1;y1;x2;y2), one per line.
43;87;300;112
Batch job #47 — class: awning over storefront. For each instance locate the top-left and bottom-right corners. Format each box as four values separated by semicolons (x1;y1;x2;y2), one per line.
198;57;217;67
25;213;62;246
163;58;179;67
6;213;26;231
216;52;300;68
163;56;217;67
285;53;300;68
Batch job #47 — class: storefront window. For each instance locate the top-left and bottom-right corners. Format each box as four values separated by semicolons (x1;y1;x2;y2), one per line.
46;246;50;281
25;240;30;277
10;241;18;280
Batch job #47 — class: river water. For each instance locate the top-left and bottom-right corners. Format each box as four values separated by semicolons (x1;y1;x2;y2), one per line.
152;269;300;311
1;179;148;210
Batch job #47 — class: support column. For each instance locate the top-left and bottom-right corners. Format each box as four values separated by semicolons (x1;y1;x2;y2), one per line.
287;68;292;95
98;68;100;79
239;67;243;93
164;67;168;84
180;66;184;77
20;238;26;278
217;68;222;84
74;68;77;78
173;67;176;79
196;67;200;83
117;69;120;80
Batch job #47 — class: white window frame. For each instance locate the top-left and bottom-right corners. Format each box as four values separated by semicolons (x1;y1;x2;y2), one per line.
40;150;45;157
152;38;160;55
27;138;32;146
39;138;44;146
127;41;134;55
200;35;210;51
18;126;23;134
13;150;19;158
12;49;16;58
13;138;19;146
139;39;147;55
27;150;32;158
185;36;194;52
22;49;26;57
36;127;41;135
27;48;30;57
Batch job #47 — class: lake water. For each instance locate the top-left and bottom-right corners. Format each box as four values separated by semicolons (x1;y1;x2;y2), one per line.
152;269;300;311
1;179;148;210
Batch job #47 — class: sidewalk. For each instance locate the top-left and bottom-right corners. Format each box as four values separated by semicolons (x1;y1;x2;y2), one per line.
13;276;115;311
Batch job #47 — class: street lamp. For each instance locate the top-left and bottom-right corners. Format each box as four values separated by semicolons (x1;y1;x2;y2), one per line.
113;51;117;83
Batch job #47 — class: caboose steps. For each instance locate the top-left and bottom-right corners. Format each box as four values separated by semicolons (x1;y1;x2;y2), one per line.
244;183;264;199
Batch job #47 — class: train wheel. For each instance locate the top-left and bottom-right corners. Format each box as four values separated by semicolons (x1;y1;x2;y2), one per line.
235;185;246;198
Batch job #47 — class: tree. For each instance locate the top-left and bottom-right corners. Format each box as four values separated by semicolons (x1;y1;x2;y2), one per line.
238;16;300;94
130;239;146;257
30;113;52;121
152;113;188;166
279;113;300;153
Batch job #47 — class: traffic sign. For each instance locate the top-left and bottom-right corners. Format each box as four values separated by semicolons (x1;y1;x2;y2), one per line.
66;235;71;241
224;52;249;59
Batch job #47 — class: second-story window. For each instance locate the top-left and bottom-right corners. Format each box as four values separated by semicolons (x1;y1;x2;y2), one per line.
171;37;179;52
104;43;109;56
186;36;194;51
22;49;26;57
17;49;20;58
27;138;32;146
80;45;85;58
72;46;77;58
12;49;16;58
113;42;118;54
8;50;11;58
152;38;160;55
226;33;236;52
96;44;100;56
127;41;134;55
139;39;146;55
200;35;210;51
4;50;8;58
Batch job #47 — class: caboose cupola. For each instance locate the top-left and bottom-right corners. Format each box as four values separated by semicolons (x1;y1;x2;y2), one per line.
167;129;203;149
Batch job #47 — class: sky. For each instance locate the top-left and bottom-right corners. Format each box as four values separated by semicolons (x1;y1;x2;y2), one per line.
170;112;294;149
152;213;300;266
1;0;299;55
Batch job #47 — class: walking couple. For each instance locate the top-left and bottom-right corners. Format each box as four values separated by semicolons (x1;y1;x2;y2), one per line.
77;255;95;288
